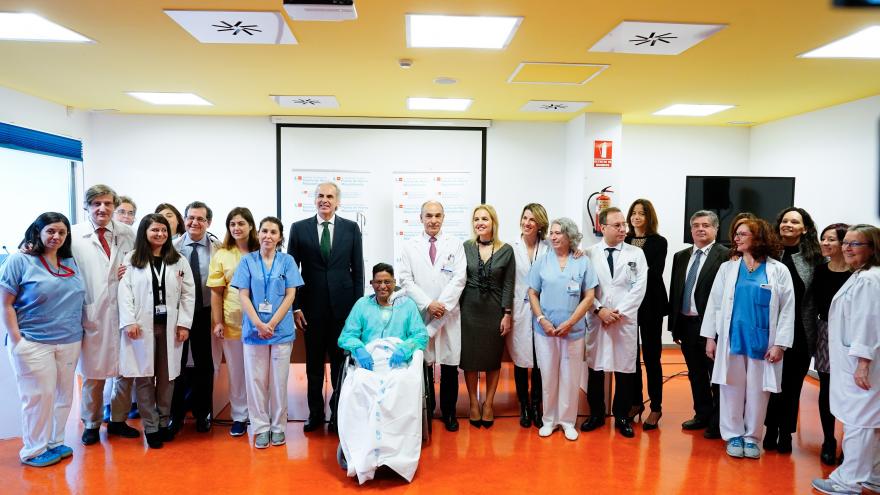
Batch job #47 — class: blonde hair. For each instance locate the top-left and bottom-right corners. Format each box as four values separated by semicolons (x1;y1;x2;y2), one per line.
471;204;502;249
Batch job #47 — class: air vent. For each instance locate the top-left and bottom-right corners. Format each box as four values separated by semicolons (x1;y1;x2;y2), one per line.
165;10;297;44
520;100;590;113
272;95;340;108
590;21;725;55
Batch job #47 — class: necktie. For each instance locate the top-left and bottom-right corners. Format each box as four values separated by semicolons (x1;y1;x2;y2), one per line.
681;249;704;314
320;221;331;262
96;227;111;258
429;236;437;265
189;243;203;308
605;247;615;278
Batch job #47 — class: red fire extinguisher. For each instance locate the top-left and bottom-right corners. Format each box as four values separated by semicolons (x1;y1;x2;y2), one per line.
587;186;614;236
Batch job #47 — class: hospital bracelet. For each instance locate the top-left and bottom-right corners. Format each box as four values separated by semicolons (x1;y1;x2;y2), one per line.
537;315;546;322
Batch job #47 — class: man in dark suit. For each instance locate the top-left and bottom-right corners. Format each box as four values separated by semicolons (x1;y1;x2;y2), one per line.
288;182;364;433
668;210;727;439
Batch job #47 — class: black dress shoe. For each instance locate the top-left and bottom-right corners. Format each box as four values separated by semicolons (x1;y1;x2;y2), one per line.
159;426;176;442
145;432;164;449
776;433;792;454
642;412;662;431
580;416;605;432
519;403;531;428
469;417;482;428
703;428;722;439
328;421;338;434
531;403;543;428
481;419;494;429
681;417;708;430
443;415;460;432
195;418;212;433
820;440;837;466
303;416;324;432
615;417;635;438
763;433;778;451
82;428;100;446
107;421;140;438
168;417;184;434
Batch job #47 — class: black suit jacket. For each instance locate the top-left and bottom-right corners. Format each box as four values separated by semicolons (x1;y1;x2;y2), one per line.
667;242;728;340
287;215;364;322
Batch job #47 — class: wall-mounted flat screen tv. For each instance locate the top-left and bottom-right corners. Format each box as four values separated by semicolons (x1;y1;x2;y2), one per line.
683;176;795;244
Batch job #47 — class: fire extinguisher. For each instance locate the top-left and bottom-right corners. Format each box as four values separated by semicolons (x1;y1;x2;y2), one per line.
587;186;614;236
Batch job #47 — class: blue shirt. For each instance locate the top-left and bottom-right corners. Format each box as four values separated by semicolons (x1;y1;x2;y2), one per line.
230;251;304;345
528;252;598;340
729;260;771;360
338;294;428;361
0;252;85;344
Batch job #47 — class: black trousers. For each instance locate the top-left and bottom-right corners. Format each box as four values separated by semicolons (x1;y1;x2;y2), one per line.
765;341;812;436
513;343;542;406
587;367;633;419
817;371;836;444
677;315;719;429
426;364;459;418
171;307;214;422
633;316;664;413
304;308;345;422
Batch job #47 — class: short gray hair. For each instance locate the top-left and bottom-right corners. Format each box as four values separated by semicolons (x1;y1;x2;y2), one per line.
690;210;719;229
551;217;583;248
420;200;444;215
315;181;341;200
118;195;137;213
84;184;119;209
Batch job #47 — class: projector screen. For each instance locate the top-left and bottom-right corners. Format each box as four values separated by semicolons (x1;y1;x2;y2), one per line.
276;124;486;289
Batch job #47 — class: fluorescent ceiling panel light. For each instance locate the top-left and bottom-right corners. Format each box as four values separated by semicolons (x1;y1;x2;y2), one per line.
406;14;522;49
0;13;93;42
407;97;472;111
165;10;297;45
653;104;734;116
126;92;213;106
799;26;880;59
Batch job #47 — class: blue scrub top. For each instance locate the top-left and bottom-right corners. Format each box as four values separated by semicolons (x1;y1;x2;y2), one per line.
230;251;304;345
528;252;598;340
729;260;771;360
0;252;85;344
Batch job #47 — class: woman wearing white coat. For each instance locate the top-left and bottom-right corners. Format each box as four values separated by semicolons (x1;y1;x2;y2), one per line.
118;214;195;449
812;224;880;495
701;217;794;460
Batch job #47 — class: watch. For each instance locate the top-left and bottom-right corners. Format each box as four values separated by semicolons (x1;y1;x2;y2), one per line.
593;306;603;315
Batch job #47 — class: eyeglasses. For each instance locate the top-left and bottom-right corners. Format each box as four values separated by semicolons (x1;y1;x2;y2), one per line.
602;223;627;231
115;209;135;217
371;280;394;286
186;216;208;224
733;232;752;238
842;241;872;248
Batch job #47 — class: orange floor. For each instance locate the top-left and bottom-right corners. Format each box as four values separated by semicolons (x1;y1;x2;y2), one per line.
0;350;840;495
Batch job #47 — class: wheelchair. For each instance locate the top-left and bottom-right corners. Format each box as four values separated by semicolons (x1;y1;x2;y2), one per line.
335;350;432;471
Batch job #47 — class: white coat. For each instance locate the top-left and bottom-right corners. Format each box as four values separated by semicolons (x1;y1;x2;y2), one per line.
585;241;647;374
397;232;466;365
700;258;795;393
829;265;880;428
117;253;195;380
508;236;549;367
71;220;135;379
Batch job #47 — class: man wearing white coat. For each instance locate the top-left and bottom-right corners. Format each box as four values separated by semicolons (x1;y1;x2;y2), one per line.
397;200;466;432
72;184;140;445
582;207;647;439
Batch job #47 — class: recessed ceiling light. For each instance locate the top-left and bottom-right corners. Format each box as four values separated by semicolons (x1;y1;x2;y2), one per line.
126;92;213;106
799;26;880;59
653;104;734;116
407;97;472;111
0;13;93;42
406;14;522;49
433;77;458;85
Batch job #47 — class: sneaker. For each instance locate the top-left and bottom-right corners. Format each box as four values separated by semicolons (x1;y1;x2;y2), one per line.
811;478;860;495
47;445;73;459
230;421;247;437
743;442;760;459
254;432;270;449
562;425;579;441
271;431;286;446
538;425;555;437
726;437;744;458
22;450;61;468
127;403;140;420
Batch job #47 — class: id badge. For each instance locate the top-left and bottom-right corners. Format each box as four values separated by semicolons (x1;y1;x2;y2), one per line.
154;304;167;316
440;263;452;273
258;301;273;314
567;280;580;295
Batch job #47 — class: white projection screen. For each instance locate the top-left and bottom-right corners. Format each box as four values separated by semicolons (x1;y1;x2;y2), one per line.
277;124;486;286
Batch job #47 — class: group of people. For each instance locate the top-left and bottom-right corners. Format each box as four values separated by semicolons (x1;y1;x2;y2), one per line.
1;182;877;494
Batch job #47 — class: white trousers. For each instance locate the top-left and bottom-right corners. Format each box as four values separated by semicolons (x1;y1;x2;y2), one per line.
535;332;584;429
222;339;249;422
829;424;880;493
243;342;292;435
7;339;81;461
719;354;770;444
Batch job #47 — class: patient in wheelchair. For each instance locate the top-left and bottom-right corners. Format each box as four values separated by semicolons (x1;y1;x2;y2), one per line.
337;263;428;484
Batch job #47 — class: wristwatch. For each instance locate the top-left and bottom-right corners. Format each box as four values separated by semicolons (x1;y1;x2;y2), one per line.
593;306;603;315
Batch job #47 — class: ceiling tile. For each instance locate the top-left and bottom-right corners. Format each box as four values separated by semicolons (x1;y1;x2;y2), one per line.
508;62;609;85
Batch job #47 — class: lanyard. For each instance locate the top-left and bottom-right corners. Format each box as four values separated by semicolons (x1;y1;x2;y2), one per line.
260;253;277;303
151;259;166;301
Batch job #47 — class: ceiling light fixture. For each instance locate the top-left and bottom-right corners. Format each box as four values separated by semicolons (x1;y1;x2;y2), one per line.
406;14;522;49
433;77;457;85
799;25;880;59
407;97;472;111
0;12;93;42
126;92;213;106
653;104;734;116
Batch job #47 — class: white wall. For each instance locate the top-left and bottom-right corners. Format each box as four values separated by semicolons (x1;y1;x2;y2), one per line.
750;95;880;229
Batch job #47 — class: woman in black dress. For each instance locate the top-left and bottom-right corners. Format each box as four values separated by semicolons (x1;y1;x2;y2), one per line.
459;204;515;428
812;223;851;465
624;199;668;429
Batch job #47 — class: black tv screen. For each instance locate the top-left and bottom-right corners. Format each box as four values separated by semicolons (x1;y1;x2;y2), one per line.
683;176;795;244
